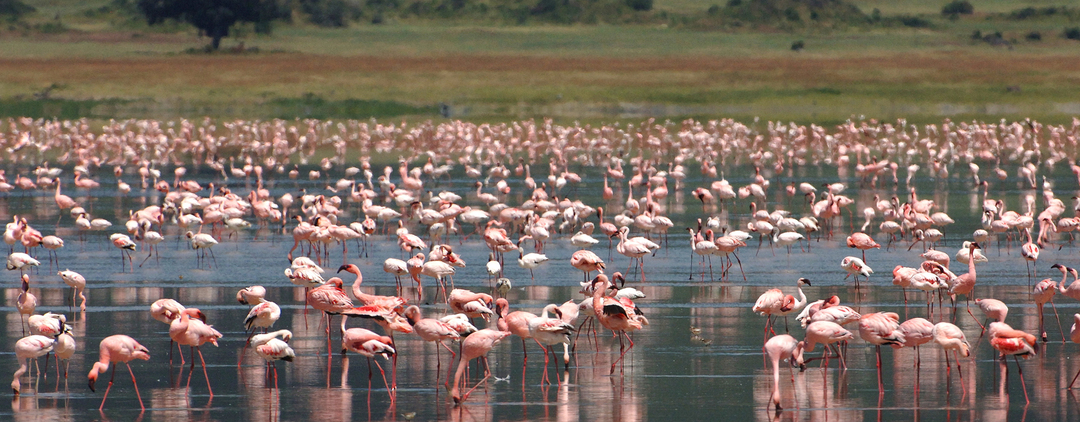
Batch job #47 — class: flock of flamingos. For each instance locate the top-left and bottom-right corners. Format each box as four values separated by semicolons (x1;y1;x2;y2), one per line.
3;116;1080;415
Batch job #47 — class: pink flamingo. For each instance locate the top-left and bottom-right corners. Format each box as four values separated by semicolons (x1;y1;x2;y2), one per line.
932;322;970;395
307;277;355;357
802;321;853;369
16;275;36;335
529;303;575;385
947;241;983;328
169;307;223;397
59;269;86;312
858;312;904;394
1021;230;1040;286
448;289;494;321
1068;314;1080;388
338;264;407;312
7;252;40;276
450;328;511;404
404;305;463;389
891;317;934;390
495;297;538;384
588;273;646;374
88;335;150;411
975;298;1008;325
41;235;63;268
11;335;55;395
1034;264;1069;342
341;327;396;396
764;334;804;413
570;249;605;281
237;286;281;368
109;233;136;272
988;322;1036;404
846;232;880;262
251;330;294;388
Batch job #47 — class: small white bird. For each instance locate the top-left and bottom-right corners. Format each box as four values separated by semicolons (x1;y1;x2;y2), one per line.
841;256;873;289
517;247;549;280
570;230;599;249
486;252;501;279
185;231;219;269
7;253;40;274
496;277;512;297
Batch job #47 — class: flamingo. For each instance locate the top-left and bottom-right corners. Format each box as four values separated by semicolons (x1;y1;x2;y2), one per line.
403;305;463;389
6;252;40;276
485;252;501;282
891;317;935;386
338;264;407;312
59;269;87;312
840;256;873;289
947;241;983;328
28;312;65;337
55;327;76;379
110;233;136;272
588;273;646;374
753;278;810;337
149;299;204;365
975;298;1008;326
764;334;804;413
448;288;494;322
613;226;650;281
846;232;880;262
450;329;511;404
16;275;36;335
988;322;1037;404
41;235;63;268
168;307;223;397
802;321;854;369
858;312;904;393
517;247;549;280
529;303;576;385
307;277;355;356
88;335;150;411
1034;269;1065;342
186;231;219;269
570;249;605;281
383;257;409;295
238;287;281;367
341;327;396;394
1021;231;1040;286
494;297;538;382
932;322;971;394
11;335;55;396
251;330;294;388
1068;314;1080;389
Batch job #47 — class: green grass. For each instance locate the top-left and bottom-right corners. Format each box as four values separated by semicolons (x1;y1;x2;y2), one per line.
3;2;1080;124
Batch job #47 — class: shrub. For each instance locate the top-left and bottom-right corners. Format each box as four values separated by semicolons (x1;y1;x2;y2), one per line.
1066;27;1080;40
790;40;804;51
1025;31;1041;41
783;7;799;21
941;0;973;16
626;0;652;12
0;0;34;19
1010;7;1036;20
899;15;930;28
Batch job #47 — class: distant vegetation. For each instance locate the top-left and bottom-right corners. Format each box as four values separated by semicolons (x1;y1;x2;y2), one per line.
0;0;32;19
4;0;1079;48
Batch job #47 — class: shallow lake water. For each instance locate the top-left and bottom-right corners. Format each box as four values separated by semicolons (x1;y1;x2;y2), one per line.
2;164;1080;422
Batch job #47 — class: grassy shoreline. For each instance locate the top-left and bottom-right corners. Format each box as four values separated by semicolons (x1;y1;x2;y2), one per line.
1;23;1079;123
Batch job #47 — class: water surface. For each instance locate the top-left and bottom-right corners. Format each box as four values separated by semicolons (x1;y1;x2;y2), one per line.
2;165;1079;422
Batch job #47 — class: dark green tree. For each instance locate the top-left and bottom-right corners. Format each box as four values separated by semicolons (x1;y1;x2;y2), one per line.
137;0;287;50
